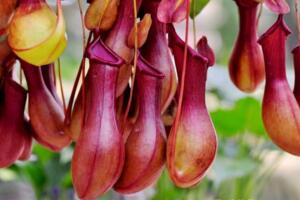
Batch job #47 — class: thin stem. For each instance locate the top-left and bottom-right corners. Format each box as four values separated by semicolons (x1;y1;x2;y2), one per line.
172;3;190;136
57;58;67;113
77;0;86;52
57;0;62;15
81;50;86;128
77;0;88;128
64;0;87;128
54;0;65;111
256;3;263;28
192;0;197;48
294;0;300;43
19;66;23;85
192;18;197;48
64;32;92;126
123;0;138;126
52;63;57;86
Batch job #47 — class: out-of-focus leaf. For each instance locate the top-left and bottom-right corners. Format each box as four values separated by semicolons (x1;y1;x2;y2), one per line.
100;192;113;200
209;156;259;187
33;145;55;164
0;169;17;181
11;145;73;198
235;98;266;136
44;155;70;187
153;170;189;200
190;0;210;19
211;97;266;137
18;162;47;198
211;106;245;136
61;172;72;188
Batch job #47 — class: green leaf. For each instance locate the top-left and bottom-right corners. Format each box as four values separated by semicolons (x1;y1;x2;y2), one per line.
32;145;55;164
190;0;210;19
61;172;72;188
153;170;189;200
235;98;266;137
211;97;266;138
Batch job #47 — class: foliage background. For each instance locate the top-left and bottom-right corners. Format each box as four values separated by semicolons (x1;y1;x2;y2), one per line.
1;0;300;199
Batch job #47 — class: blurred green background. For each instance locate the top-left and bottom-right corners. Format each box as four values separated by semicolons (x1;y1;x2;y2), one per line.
2;0;300;199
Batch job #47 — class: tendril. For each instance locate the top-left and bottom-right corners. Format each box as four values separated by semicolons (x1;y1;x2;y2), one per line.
294;0;300;43
123;0;139;127
172;1;190;138
57;58;67;113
